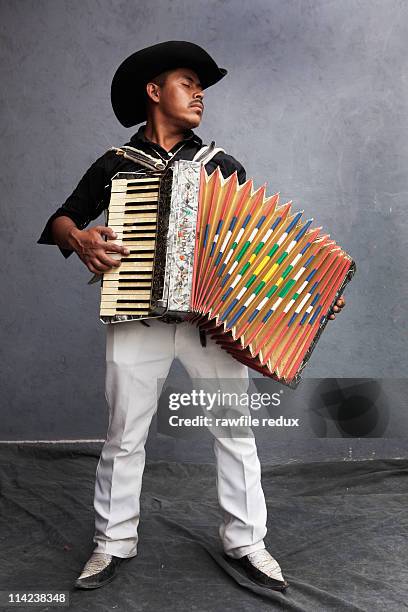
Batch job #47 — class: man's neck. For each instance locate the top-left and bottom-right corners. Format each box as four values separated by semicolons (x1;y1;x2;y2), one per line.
143;119;189;152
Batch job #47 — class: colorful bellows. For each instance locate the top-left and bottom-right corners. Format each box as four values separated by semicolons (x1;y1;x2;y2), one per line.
99;161;356;387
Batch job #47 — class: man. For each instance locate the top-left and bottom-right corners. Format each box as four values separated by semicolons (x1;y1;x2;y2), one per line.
38;41;345;593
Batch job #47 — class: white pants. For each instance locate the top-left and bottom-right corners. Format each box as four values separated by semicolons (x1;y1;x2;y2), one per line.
92;318;267;559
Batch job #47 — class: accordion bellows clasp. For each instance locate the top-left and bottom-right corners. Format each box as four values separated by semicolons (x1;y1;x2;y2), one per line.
100;161;356;387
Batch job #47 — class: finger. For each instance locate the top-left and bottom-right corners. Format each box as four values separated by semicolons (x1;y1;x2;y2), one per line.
87;262;100;274
333;305;340;312
96;252;124;268
329;313;335;320
102;241;130;256
95;226;118;240
90;258;115;273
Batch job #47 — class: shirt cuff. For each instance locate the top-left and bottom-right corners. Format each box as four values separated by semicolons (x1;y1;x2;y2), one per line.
37;209;82;259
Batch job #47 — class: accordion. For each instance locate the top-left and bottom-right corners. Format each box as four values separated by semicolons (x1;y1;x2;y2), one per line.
99;161;356;387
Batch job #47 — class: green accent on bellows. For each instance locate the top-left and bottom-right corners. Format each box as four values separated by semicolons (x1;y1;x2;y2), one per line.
236;241;250;262
278;279;296;298
281;265;293;279
266;285;278;298
245;274;257;289
267;244;279;258
277;252;288;264
254;281;266;295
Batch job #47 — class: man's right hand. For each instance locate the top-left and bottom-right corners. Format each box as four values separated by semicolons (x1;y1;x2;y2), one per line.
68;225;130;274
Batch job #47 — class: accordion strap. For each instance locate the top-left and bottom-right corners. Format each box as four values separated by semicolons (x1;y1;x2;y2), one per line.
192;141;225;165
110;145;167;171
111;140;225;171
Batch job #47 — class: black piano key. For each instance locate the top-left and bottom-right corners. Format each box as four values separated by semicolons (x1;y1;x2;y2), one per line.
119;270;152;275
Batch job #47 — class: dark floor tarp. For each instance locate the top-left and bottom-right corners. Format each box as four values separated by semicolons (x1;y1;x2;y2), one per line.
0;443;407;612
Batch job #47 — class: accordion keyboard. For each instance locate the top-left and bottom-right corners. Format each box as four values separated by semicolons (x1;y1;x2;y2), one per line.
100;175;160;318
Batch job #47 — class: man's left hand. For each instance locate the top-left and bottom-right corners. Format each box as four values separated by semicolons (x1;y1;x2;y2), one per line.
328;295;346;320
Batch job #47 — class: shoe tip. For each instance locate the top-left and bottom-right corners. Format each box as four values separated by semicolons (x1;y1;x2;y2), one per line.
74;579;84;589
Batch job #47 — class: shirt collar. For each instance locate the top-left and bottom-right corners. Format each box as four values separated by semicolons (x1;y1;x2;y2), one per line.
129;124;202;154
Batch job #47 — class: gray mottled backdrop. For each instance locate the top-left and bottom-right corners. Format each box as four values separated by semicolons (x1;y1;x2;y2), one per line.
1;0;407;460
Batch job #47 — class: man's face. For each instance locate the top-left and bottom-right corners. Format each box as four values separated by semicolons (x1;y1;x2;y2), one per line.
149;67;204;129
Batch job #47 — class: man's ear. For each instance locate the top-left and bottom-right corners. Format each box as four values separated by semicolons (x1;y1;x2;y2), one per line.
146;82;160;103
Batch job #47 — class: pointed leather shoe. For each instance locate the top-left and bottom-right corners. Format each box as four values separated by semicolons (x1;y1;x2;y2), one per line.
74;552;125;590
227;549;289;591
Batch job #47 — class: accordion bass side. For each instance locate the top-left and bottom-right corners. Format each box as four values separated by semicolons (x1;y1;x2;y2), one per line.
100;161;356;387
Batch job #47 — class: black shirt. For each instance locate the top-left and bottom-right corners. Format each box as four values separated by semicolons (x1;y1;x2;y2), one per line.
37;125;246;259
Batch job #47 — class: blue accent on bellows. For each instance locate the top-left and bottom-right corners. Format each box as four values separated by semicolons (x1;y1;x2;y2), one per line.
285;211;303;234
221;286;233;301
220;272;230;287
227;305;246;328
311;292;320;306
309;304;322;324
248;309;259;324
217;262;227;277
229;217;237;231
256;215;266;229
203;224;209;248
305;268;317;282
294;218;313;241
288;312;298;327
262;309;273;323
222;298;238;321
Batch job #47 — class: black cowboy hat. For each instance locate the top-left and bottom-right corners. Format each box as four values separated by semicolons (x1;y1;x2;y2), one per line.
111;40;227;127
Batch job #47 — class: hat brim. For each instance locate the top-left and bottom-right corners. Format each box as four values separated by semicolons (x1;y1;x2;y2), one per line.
111;41;228;127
